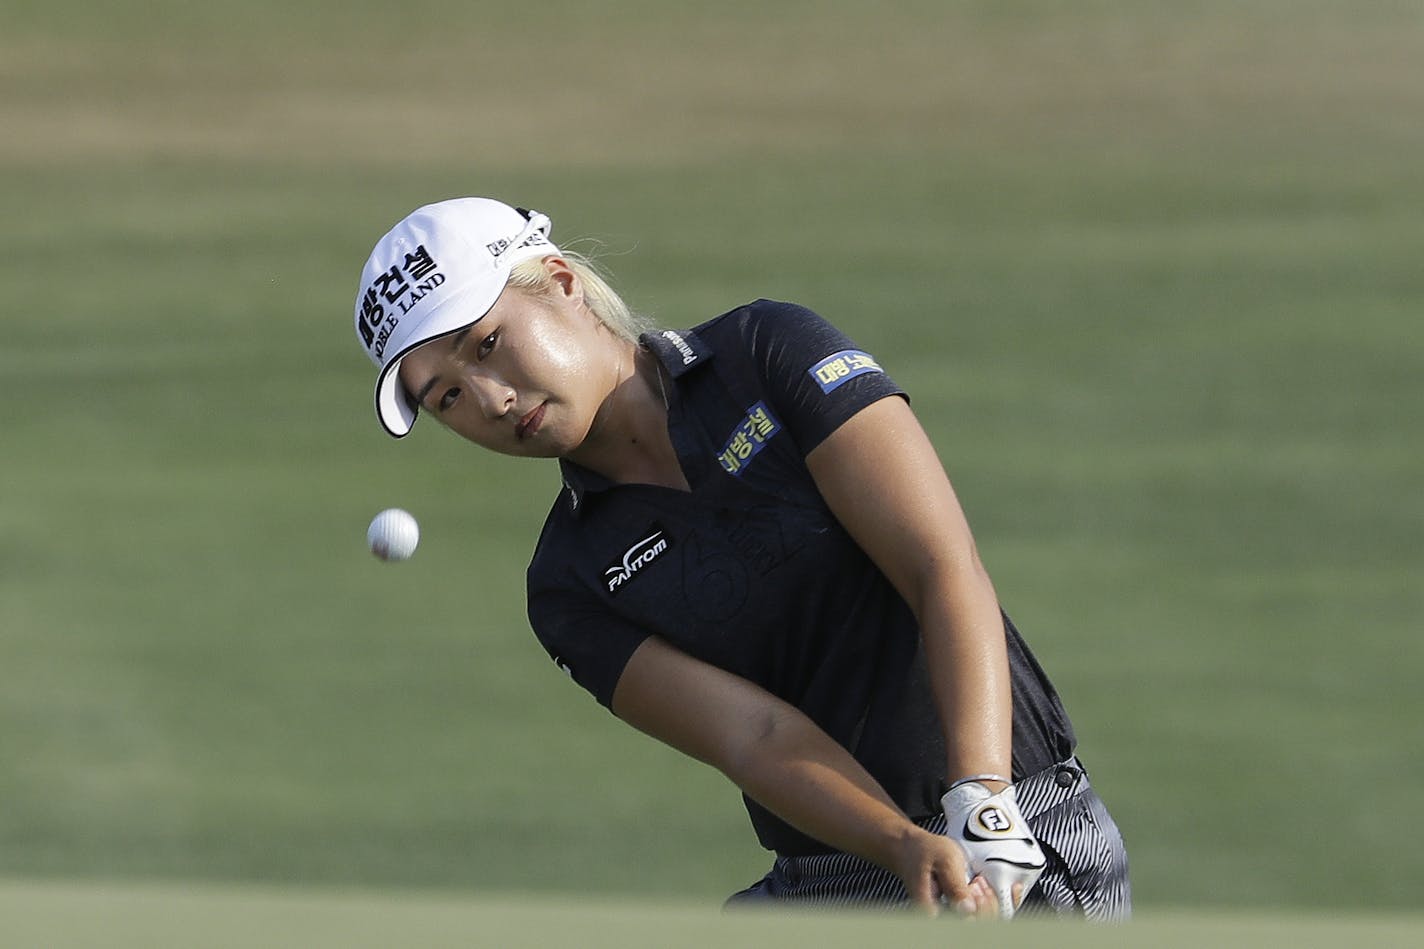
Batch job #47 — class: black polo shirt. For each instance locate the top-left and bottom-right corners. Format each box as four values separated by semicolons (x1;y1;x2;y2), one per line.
526;299;1075;856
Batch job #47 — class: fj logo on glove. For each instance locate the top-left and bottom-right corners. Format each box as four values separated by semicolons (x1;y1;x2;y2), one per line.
976;806;1013;834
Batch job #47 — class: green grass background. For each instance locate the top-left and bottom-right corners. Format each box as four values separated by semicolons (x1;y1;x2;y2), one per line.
3;0;1422;923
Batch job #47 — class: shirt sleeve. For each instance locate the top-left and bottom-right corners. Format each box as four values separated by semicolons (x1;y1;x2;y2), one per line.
526;582;651;710
743;300;907;455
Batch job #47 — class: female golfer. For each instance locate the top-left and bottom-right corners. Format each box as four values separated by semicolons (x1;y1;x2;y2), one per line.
352;197;1130;919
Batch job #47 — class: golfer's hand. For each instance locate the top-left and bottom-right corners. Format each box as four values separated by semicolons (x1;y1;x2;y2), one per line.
890;828;997;918
941;781;1046;919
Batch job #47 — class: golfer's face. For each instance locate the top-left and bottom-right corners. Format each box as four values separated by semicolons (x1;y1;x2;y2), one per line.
399;281;616;458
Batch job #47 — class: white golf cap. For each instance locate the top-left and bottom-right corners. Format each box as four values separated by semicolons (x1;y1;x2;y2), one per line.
354;197;559;437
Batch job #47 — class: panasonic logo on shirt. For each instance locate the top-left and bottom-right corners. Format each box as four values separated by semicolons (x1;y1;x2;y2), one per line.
659;330;698;365
604;524;672;594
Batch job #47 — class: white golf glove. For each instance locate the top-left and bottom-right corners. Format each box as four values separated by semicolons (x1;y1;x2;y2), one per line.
941;780;1046;919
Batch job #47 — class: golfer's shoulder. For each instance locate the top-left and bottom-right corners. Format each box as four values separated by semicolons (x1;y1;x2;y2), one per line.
692;299;842;363
695;298;832;335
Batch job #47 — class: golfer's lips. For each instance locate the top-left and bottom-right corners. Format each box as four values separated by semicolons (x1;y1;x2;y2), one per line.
515;402;546;440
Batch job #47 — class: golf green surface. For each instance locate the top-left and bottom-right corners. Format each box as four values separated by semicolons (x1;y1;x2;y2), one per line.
3;0;1420;924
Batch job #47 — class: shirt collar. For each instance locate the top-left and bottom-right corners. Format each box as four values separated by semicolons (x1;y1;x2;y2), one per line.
640;327;714;378
557;457;610;516
556;327;713;517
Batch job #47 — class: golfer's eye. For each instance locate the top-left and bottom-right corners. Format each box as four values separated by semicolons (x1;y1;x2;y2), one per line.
438;387;461;412
477;330;498;359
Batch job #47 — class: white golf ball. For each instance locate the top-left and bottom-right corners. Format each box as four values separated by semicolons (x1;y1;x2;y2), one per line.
367;508;419;562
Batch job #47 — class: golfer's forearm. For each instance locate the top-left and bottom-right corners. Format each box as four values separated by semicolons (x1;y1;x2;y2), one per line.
727;707;919;867
916;567;1014;786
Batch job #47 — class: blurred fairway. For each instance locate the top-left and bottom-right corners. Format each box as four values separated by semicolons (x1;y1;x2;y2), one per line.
2;0;1421;919
2;879;1422;949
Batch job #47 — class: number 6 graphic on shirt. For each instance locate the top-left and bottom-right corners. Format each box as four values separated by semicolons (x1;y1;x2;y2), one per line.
680;530;749;624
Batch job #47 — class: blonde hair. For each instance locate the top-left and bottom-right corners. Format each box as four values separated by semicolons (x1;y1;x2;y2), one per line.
507;252;654;343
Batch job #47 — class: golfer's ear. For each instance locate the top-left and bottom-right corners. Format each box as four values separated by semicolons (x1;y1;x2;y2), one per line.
544;256;581;301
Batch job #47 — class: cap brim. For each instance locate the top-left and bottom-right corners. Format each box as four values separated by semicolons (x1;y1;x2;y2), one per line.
372;278;502;438
375;356;421;438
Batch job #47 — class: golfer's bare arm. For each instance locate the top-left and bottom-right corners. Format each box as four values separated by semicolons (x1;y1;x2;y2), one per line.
612;636;972;906
805;395;1013;790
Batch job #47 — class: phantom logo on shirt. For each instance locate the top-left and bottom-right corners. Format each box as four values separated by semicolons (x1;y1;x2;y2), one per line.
603;524;673;594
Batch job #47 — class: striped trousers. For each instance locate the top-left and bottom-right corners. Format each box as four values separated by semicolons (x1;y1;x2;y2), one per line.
726;756;1131;920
